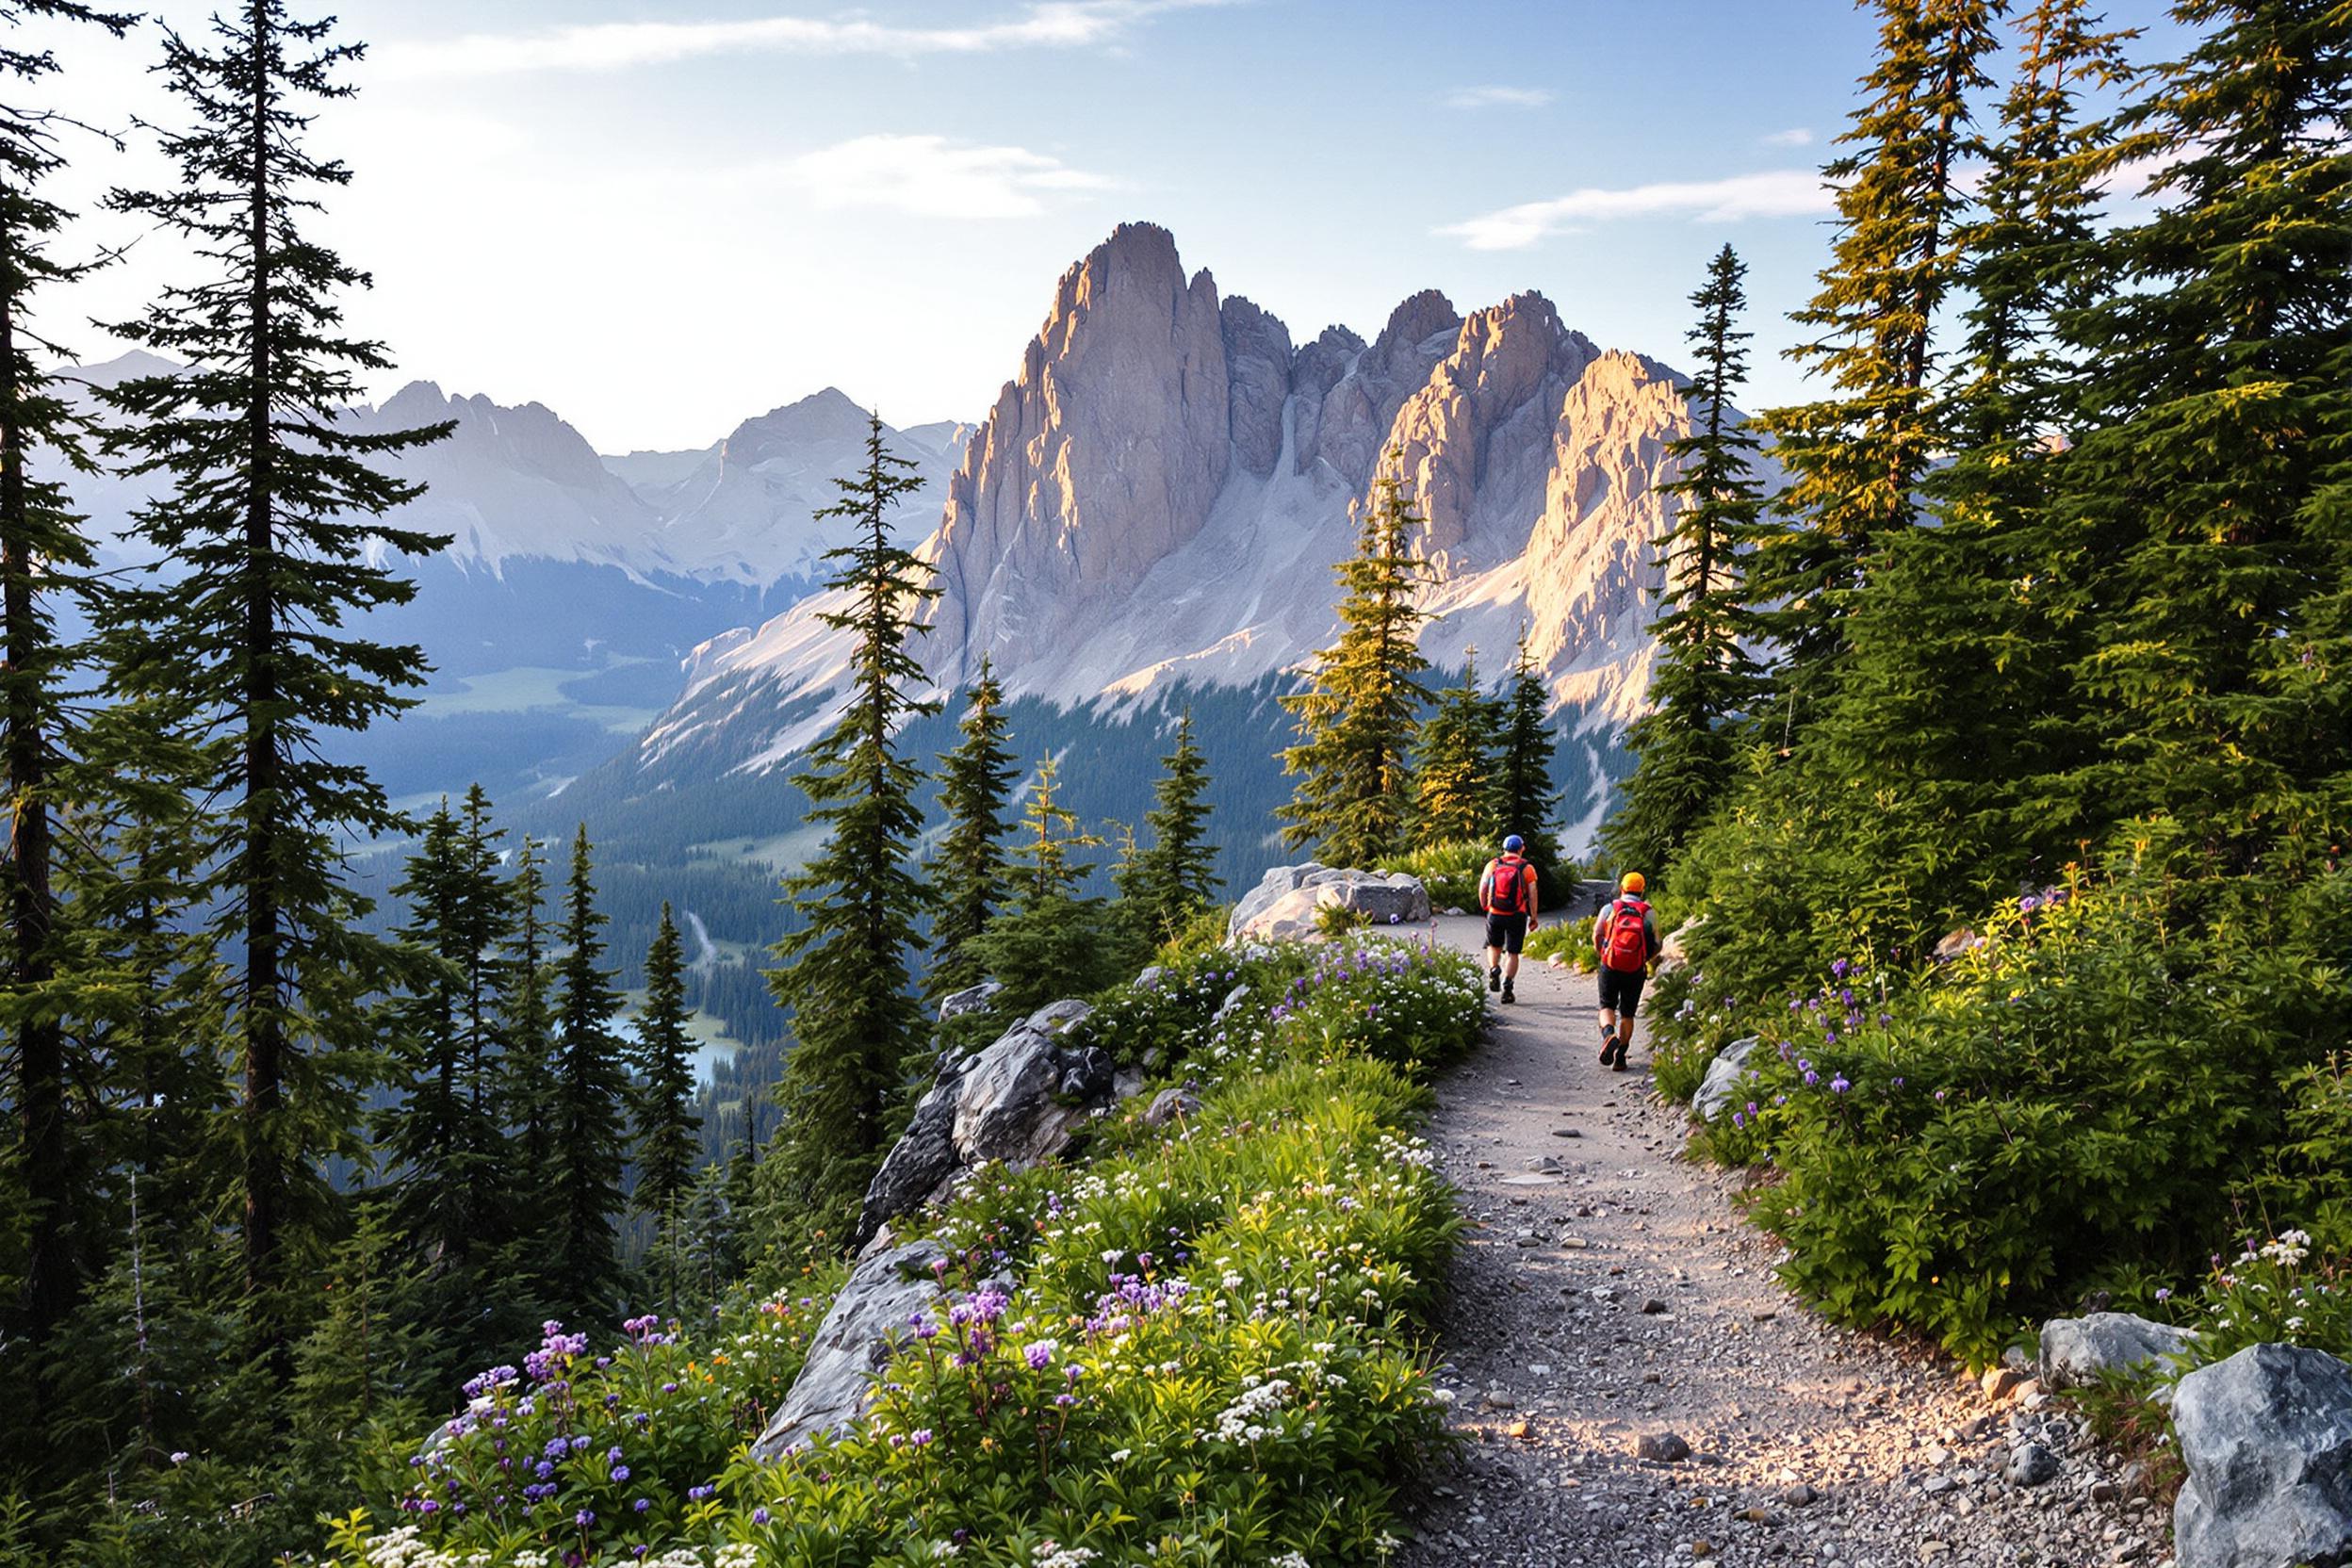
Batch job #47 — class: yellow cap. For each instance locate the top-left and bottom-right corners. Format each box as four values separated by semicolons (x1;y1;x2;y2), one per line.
1621;872;1645;894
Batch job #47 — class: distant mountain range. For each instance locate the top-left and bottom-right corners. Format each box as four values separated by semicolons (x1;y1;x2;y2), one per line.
55;220;1750;885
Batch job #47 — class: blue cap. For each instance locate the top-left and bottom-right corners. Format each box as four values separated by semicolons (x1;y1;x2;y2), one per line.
1502;834;1525;852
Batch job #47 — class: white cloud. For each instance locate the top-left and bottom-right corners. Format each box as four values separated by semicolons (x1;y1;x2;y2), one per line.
780;134;1117;219
375;0;1231;78
1762;126;1815;147
1446;85;1556;110
1439;169;1836;251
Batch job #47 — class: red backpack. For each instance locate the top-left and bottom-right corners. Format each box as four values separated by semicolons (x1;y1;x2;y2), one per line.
1485;856;1529;915
1601;897;1651;972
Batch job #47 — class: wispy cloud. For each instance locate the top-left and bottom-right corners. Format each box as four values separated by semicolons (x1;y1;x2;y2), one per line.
781;134;1117;219
377;0;1229;78
1761;126;1815;147
1439;169;1835;251
1446;85;1556;110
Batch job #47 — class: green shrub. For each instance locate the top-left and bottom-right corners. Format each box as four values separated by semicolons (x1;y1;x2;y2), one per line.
1380;840;1491;912
1692;868;2349;1364
1523;916;1594;971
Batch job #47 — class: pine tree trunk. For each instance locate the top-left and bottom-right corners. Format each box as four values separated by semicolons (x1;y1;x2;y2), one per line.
1;220;70;1348
240;0;286;1345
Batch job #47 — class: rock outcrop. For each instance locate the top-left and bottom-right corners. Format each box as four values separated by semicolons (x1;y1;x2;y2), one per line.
1225;863;1433;944
2037;1312;2199;1391
853;1000;1113;1249
2172;1343;2352;1568
749;1238;964;1460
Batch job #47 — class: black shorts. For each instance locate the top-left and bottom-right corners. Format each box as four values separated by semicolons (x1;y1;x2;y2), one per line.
1483;913;1528;955
1598;965;1646;1016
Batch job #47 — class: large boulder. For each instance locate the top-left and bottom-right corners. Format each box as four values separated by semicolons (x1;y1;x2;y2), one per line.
2173;1343;2352;1568
951;1001;1099;1168
2038;1312;2200;1391
1226;864;1431;944
1656;916;1704;972
1691;1037;1762;1123
750;1239;955;1460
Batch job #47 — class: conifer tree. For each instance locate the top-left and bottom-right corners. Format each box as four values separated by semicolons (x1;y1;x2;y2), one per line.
1279;466;1432;866
761;416;939;1246
631;904;701;1245
1821;0;2131;899
926;660;1017;1004
1749;0;2001;723
1490;628;1564;884
1608;246;1769;876
1132;707;1222;941
94;0;453;1346
1413;657;1501;852
968;756;1113;1014
2049;0;2352;847
548;825;628;1315
0;0;134;1356
501;834;558;1192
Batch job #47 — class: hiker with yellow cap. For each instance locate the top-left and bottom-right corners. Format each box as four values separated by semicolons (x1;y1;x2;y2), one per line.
1593;872;1658;1070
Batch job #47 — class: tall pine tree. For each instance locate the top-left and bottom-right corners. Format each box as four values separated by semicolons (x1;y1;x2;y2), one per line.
548;825;628;1317
1490;627;1564;889
501;833;558;1200
1279;465;1432;866
1749;0;2001;728
95;0;452;1349
761;416;939;1248
0;0;135;1360
631;904;702;1252
925;659;1017;1005
1607;245;1768;878
2050;0;2352;849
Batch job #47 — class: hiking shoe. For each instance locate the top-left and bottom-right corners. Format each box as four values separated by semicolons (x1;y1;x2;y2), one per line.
1488;966;1501;992
1598;1032;1616;1065
1500;983;1515;1004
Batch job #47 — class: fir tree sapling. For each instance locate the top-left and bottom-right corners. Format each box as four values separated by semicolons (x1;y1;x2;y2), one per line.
95;0;454;1348
1412;655;1501;853
969;755;1115;1017
1120;707;1223;948
761;416;939;1249
1279;463;1433;868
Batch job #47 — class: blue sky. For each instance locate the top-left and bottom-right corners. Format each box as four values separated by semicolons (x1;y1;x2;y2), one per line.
37;0;2183;451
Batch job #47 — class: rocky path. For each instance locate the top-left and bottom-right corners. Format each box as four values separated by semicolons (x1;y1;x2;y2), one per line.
1396;916;2166;1568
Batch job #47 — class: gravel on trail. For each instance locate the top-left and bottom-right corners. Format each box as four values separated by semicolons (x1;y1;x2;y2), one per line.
1396;916;2169;1568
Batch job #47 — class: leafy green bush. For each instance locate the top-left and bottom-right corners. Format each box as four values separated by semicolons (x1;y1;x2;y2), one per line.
326;938;1485;1567
1380;839;1491;911
1523;916;1594;971
1688;868;2350;1364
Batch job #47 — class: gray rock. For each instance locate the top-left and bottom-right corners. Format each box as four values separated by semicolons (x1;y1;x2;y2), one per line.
1143;1086;1200;1128
1026;999;1093;1035
1225;863;1430;943
2004;1443;2059;1487
937;979;1004;1023
1782;1482;1819;1507
1211;984;1252;1024
1691;1037;1763;1123
1229;862;1326;938
1135;965;1166;990
852;1080;959;1248
1656;915;1704;972
951;1008;1101;1168
2173;1343;2352;1568
1636;1430;1691;1463
2039;1313;2200;1391
751;1239;954;1460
